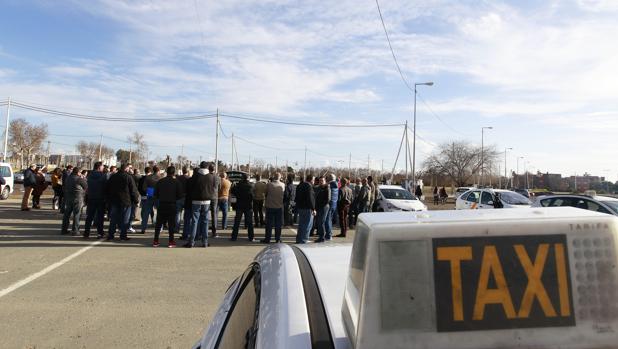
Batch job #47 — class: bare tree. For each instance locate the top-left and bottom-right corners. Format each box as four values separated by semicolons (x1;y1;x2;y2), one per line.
423;141;498;187
9;118;48;168
76;141;116;167
127;132;148;165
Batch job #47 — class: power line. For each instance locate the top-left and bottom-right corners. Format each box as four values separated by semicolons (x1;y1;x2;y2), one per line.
12;99;213;116
10;101;218;122
375;0;414;92
220;113;403;128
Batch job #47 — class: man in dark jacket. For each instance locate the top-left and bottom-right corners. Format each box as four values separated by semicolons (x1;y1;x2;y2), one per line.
105;163;140;241
230;173;255;241
61;167;88;235
336;178;354;238
140;166;161;234
314;177;331;243
283;174;295;226
176;166;190;239
295;174;315;244
84;162;107;238
185;162;217;248
21;164;37;211
153;166;183;248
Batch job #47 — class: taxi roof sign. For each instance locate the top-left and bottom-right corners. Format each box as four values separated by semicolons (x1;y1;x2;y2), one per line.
343;208;618;349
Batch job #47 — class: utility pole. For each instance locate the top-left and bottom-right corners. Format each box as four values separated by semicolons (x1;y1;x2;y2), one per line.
98;134;103;161
231;133;234;171
405;121;409;186
3;97;11;162
348;152;352;179
303;146;307;180
214;108;219;173
504;147;512;189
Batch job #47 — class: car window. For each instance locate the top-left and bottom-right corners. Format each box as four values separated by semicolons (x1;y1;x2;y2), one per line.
460;192;470;201
381;188;415;200
218;267;260;349
481;192;494;205
549;197;574;207
600;201;618;214
0;166;10;178
585;200;611;214
539;198;552;207
466;191;480;203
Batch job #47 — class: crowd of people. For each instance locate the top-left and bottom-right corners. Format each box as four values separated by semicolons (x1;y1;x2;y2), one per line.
18;161;385;247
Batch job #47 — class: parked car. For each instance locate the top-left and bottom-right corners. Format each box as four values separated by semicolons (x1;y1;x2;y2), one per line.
455;188;531;209
14;170;24;184
193;208;618;349
375;185;427;212
0;162;14;200
512;188;530;198
532;194;618;216
454;186;472;198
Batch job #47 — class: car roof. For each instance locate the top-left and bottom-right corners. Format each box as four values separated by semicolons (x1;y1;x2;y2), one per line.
298;244;353;349
378;185;407;190
536;194;618;201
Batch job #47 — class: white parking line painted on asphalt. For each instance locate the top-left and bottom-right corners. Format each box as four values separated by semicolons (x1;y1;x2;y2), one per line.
0;240;102;299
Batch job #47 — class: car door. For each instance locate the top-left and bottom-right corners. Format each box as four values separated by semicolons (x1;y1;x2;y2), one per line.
465;191;481;209
478;191;495;209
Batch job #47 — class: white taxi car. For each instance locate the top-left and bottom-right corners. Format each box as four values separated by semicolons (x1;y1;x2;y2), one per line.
532;194;618;216
375;185;427;212
0;162;14;200
193;208;618;349
456;188;531;210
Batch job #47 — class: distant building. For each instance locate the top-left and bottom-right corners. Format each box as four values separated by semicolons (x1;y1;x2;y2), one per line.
48;154;117;168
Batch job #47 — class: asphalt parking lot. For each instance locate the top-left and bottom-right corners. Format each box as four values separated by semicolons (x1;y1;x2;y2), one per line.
0;191;358;349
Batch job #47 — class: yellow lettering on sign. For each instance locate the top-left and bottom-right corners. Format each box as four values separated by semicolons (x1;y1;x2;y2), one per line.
514;244;557;318
437;246;473;321
473;246;516;320
554;243;571;316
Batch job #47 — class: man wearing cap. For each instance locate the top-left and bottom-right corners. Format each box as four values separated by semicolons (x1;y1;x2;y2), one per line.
21;164;37;211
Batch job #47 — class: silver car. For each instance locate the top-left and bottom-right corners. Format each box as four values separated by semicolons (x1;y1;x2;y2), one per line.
532;194;618;216
193;243;352;349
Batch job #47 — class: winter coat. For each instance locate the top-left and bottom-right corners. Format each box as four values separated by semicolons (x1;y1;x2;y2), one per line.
65;174;87;202
295;181;315;210
154;176;183;204
315;184;331;209
253;181;267;201
23;168;36;188
105;171;139;207
87;171;107;200
231;179;254;210
265;180;285;209
188;169;218;202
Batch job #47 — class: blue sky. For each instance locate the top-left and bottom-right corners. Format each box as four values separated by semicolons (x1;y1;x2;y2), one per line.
1;0;617;180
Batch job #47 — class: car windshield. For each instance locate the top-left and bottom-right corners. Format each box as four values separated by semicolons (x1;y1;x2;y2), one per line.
601;201;618;214
499;191;531;205
381;188;415;200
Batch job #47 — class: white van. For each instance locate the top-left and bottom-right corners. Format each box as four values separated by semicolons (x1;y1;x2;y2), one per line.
0;162;14;200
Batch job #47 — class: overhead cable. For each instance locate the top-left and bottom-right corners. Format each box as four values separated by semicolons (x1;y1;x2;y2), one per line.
375;0;414;92
416;92;468;137
10;101;217;122
220;113;404;128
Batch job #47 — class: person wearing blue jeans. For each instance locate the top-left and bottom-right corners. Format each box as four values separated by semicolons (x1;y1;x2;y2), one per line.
184;162;218;248
262;173;285;243
140;196;156;233
187;202;209;247
264;207;283;242
139;166;161;233
324;174;338;240
108;204;132;240
314;177;331;242
84;198;105;238
218;199;229;229
294;175;316;244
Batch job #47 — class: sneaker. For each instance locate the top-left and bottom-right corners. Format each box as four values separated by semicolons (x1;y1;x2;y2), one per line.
335;233;346;238
168;241;176;248
313;238;325;243
153;241;160;247
183;243;193;248
275;239;282;243
128;227;136;233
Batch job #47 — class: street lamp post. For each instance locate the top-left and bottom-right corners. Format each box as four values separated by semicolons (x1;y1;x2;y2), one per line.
516;156;524;188
480;126;493;186
504;147;512;189
412;81;434;189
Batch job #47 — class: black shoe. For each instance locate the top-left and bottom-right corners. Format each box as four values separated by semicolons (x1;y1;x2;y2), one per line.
313;238;325;243
82;234;89;239
183;243;193;248
260;239;271;244
71;231;80;236
275;239;282;243
61;230;69;235
105;237;114;241
248;238;254;242
97;234;105;239
229;238;237;241
140;230;146;234
120;237;131;241
335;233;346;238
